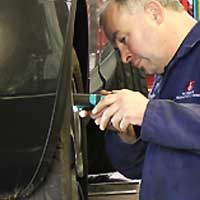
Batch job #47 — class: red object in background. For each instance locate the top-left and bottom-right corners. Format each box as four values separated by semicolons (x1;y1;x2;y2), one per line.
180;0;190;10
179;0;193;16
97;27;106;51
96;0;106;51
146;75;154;90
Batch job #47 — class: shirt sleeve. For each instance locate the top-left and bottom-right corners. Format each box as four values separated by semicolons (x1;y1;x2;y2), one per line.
105;131;146;179
141;99;200;152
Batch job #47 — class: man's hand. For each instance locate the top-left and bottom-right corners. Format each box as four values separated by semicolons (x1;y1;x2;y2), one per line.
117;124;137;144
78;90;111;118
78;90;139;144
91;89;149;132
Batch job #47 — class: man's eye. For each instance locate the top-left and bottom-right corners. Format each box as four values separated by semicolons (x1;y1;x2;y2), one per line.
119;37;126;44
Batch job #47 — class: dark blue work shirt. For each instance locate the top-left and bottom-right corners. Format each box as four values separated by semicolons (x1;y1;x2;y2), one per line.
105;21;200;200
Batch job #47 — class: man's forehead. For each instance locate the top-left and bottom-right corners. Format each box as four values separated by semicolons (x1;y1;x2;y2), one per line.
101;3;119;38
103;20;119;46
101;1;133;45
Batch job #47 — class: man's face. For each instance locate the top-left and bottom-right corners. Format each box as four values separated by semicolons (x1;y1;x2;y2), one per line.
102;1;166;74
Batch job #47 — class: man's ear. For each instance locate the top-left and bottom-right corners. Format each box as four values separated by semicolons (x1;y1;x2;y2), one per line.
144;0;164;24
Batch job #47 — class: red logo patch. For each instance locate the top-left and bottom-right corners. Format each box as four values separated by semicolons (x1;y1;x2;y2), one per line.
185;80;195;92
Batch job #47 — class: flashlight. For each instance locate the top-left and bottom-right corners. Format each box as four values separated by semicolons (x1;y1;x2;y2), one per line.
73;93;104;111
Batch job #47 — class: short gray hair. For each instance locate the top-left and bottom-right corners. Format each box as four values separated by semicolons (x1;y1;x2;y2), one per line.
99;0;184;27
100;0;184;15
128;0;183;9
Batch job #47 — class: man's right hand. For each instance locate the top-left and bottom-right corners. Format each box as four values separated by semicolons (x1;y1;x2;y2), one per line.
78;90;137;144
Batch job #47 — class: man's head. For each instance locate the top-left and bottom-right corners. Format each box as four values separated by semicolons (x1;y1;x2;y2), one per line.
100;0;196;74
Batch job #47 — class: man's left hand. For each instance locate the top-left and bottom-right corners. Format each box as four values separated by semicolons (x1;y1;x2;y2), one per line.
91;89;149;132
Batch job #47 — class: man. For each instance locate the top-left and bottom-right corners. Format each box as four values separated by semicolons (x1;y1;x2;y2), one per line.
83;0;200;199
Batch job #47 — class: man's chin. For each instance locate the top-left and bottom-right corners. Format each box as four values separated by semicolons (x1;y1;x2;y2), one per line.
146;71;154;75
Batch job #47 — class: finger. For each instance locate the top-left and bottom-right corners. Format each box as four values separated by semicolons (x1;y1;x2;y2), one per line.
127;124;136;138
92;93;116;115
120;117;130;132
90;110;103;119
112;89;129;94
111;89;121;93
117;125;136;144
110;111;122;131
99;103;119;130
94;117;101;126
99;90;112;95
90;106;109;121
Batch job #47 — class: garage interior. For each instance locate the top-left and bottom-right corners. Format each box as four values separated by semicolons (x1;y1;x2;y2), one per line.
0;0;199;199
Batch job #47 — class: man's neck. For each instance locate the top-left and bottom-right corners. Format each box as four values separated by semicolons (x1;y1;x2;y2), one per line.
164;11;197;65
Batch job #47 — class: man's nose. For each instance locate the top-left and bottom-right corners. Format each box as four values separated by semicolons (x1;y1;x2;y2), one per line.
120;48;132;64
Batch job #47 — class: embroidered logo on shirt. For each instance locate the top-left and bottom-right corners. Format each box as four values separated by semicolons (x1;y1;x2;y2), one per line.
185;80;195;92
175;80;200;100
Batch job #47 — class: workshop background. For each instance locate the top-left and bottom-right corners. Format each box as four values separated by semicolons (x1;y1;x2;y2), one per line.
0;0;199;200
86;0;200;200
